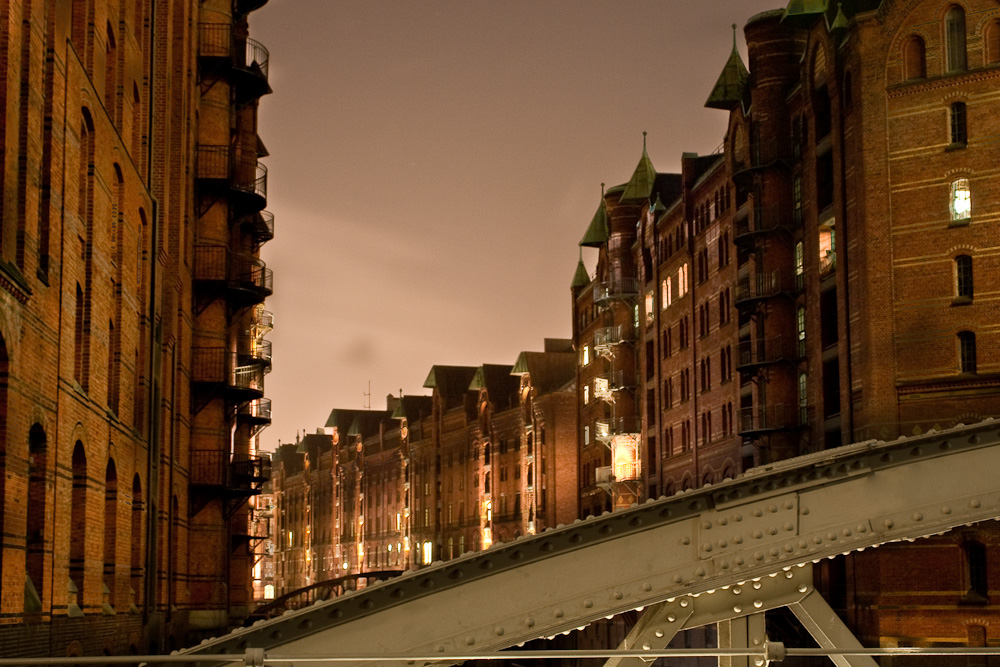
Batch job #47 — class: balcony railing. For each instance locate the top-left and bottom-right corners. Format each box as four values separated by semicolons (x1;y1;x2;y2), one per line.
194;246;273;302
241;210;275;245
737;335;793;371
596;370;637;392
595;416;641;440
736;403;798;436
593;278;640;303
190;450;271;490
238;335;272;367
594;324;636;349
195;145;267;203
735;269;791;305
734;207;792;244
197;24;270;97
595;466;614;485
191;346;265;397
238;398;272;423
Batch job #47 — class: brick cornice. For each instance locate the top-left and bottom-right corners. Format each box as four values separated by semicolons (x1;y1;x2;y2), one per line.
0;260;31;304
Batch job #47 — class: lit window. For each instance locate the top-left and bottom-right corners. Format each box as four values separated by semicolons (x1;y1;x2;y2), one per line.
662;277;672;308
645;289;655;327
795;241;805;289
583;385;589;404
422;540;433;565
288;530;294;547
950;102;967;145
955;255;973;300
582;345;589;366
678;263;689;297
958;331;976;373
797;307;807;356
584;425;590;445
951;179;971;221
819;225;836;273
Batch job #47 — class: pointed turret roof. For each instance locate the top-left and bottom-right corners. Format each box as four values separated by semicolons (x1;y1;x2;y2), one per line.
705;26;749;110
571;250;590;289
579;185;610;247
619;133;656;202
782;0;828;27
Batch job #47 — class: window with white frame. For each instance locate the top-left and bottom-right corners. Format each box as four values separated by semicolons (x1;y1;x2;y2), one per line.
950;178;971;222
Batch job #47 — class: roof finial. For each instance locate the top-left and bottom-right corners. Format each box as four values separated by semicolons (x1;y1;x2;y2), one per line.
642;130;647;152
601;182;605;196
732;24;739;52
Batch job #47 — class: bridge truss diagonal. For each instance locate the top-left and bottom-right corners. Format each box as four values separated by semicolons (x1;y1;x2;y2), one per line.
181;419;1000;666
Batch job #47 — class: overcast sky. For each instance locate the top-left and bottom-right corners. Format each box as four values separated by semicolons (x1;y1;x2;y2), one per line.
252;0;783;449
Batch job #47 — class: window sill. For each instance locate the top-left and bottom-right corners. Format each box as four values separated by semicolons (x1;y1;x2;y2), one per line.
949;217;971;228
951;296;972;306
945;141;967;152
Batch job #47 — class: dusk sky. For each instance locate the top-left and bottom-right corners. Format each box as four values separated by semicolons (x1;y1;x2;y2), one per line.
252;1;783;449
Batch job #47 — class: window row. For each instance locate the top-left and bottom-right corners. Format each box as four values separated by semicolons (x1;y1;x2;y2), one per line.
903;7;1000;81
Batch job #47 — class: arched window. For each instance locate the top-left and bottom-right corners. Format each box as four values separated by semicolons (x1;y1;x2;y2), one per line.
958;331;976;373
986;21;1000;64
903;35;927;80
26;424;48;608
71;442;88;596
131;474;143;609
104;459;118;607
945;5;967;72
955;255;973;300
798;372;809;425
950;102;967;145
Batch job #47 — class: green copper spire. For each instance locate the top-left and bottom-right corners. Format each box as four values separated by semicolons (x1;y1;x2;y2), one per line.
830;2;849;31
571;249;590;288
705;26;749;110
782;0;828;27
620;132;656;202
651;193;667;216
579;184;610;247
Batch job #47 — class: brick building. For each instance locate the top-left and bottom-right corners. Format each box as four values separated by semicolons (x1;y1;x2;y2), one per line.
271;341;578;596
0;0;273;657
573;0;999;657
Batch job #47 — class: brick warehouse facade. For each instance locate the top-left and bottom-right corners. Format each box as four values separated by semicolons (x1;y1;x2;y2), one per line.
572;0;999;659
0;0;273;657
269;340;578;603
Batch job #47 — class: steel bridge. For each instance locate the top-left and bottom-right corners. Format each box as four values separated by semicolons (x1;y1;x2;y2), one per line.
180;419;1000;666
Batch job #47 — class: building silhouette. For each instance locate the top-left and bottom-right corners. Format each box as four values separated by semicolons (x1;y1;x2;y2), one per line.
0;0;273;656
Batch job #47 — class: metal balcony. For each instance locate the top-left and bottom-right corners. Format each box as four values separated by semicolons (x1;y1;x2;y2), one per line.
238;335;272;369
595;370;637;394
733;138;793;185
191;346;265;400
240;210;274;246
197;24;270;102
194;246;273;306
189;450;271;492
734;207;793;246
195;144;267;211
593;278;640;304
734;269;794;307
736;335;794;372
736;403;800;437
595;416;641;442
594;324;636;351
237;398;273;430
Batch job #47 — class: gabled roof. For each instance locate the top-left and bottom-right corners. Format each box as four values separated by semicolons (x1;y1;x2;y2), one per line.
423;365;478;408
619;133;657;202
782;0;877;30
705;26;749;110
510;351;576;395
391;395;433;422
579;189;610;247
469;364;519;410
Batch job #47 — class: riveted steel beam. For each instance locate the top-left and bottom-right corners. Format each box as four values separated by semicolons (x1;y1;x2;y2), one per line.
791;589;877;667
719;613;766;667
179;420;1000;666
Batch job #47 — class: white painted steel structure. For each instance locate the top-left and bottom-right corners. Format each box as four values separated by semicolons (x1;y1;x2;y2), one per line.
180;420;1000;666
